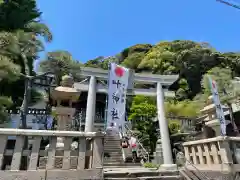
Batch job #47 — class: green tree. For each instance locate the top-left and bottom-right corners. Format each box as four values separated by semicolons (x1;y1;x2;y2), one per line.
195;67;234;106
202;67;232;96
165;100;200;118
138;40;222;99
129;95;157;154
84;56;105;69
39;51;82;85
94;40;226;100
0;36;21;123
84;56;119;70
122;52;148;71
128;95;199;153
0;0;52;129
0;0;52;107
165;100;200;133
138;43;177;74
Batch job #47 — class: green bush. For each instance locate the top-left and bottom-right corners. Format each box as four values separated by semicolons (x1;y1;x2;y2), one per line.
143;162;160;169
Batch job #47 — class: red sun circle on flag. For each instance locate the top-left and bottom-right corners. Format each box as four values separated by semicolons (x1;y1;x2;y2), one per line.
114;66;124;77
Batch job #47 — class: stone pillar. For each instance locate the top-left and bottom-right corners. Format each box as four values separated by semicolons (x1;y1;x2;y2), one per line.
45;107;75;151
156;82;176;169
153;139;164;165
54;107;75;131
85;76;97;132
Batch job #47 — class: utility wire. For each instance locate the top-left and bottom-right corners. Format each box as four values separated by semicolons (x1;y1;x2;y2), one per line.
216;0;240;10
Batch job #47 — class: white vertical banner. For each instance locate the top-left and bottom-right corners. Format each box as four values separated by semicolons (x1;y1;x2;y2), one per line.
106;63;129;132
208;76;226;136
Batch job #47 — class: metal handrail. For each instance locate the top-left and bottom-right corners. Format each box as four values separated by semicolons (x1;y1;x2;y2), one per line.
125;124;150;162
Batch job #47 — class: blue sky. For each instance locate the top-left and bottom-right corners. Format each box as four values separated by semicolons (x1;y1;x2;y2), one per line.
36;0;240;64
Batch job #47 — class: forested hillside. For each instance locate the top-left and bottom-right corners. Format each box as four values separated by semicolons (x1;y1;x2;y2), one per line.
82;41;240;101
78;40;240;152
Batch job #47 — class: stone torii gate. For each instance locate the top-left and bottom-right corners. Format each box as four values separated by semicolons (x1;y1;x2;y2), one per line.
74;67;179;169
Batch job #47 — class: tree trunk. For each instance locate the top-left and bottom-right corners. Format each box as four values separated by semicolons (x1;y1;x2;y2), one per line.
20;78;30;129
19;53;30;169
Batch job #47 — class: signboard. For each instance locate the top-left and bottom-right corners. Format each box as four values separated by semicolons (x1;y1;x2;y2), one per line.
208;76;226;135
106;63;129;133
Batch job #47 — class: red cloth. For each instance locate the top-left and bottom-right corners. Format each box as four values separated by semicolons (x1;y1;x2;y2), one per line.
131;144;137;148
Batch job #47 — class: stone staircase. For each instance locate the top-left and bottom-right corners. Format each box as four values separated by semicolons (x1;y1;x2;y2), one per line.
103;133;182;179
103;133;142;167
104;168;182;180
179;167;236;180
104;133;125;167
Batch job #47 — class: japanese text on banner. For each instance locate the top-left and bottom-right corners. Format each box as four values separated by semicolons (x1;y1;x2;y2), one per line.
106;63;129;132
208;76;226;135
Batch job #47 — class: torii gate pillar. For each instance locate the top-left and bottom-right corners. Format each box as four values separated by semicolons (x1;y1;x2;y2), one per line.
157;82;177;169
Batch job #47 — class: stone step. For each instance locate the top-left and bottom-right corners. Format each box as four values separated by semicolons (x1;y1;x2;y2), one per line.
104;139;120;142
104;143;120;145
104;141;120;143
104;159;124;162
104;152;122;155
104;138;120;140
138;175;182;179
104;149;122;151
104;156;123;158
104;169;180;177
104;153;122;155
104;150;122;152
104;149;122;152
104;141;121;143
104;155;122;158
104;161;126;164
105;138;120;140
104;143;122;148
104;176;182;180
104;177;138;180
103;163;142;167
104;158;124;162
104;144;121;147
104;153;123;156
104;158;123;160
104;151;122;153
104;155;123;158
104;160;125;163
178;170;192;180
104;142;120;144
104;170;159;178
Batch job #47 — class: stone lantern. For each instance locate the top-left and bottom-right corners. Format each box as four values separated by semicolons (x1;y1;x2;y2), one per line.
46;75;81;150
200;95;230;137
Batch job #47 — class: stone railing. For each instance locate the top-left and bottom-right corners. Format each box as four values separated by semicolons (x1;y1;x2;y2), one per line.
183;136;240;172
0;128;104;180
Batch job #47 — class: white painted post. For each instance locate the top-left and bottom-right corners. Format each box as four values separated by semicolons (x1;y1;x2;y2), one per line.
156;82;176;169
85;76;97;132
